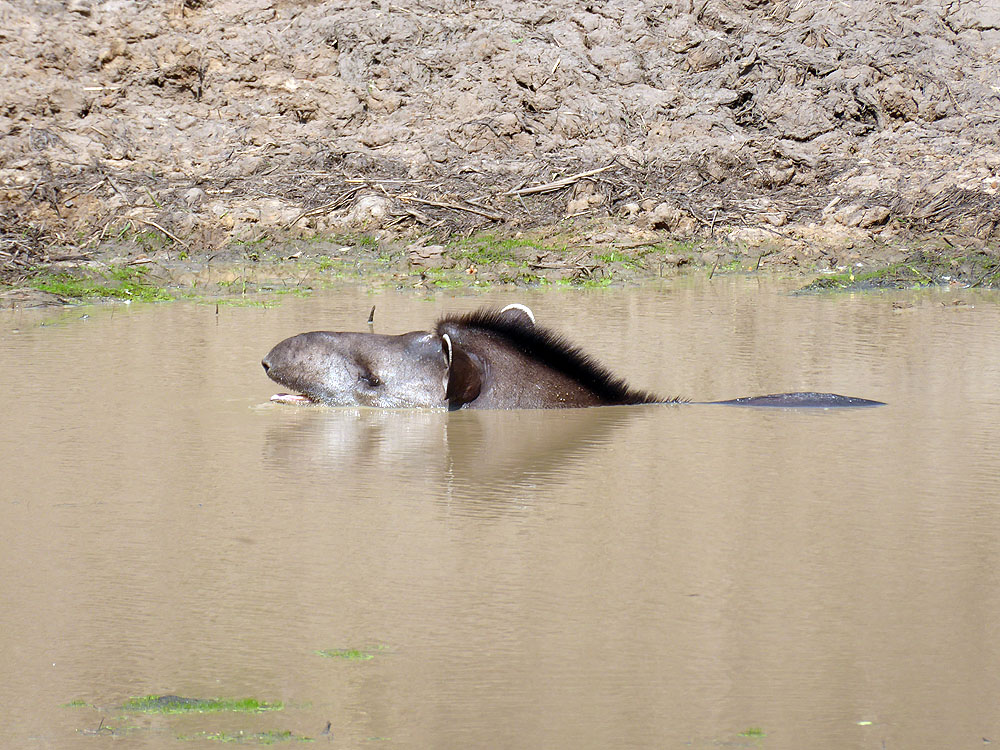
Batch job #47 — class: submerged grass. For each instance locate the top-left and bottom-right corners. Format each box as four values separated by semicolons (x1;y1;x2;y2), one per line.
185;730;310;744
802;249;1000;291
316;645;387;660
121;695;283;714
30;265;173;302
802;264;919;291
560;276;613;288
214;298;279;308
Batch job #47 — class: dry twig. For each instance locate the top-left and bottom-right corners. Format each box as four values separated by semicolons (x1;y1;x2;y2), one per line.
399;195;504;221
129;217;191;251
285;186;363;229
504;165;615;197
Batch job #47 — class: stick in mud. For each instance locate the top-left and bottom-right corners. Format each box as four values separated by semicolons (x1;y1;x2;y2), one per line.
399;195;505;221
129;218;192;252
504;165;615;197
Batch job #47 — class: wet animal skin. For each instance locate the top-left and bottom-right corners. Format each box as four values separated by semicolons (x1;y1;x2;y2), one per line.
262;304;884;410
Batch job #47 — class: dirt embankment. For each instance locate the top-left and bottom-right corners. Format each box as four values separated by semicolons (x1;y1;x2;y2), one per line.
2;0;999;286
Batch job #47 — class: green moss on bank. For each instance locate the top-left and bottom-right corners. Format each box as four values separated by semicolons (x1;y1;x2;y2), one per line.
449;233;558;265
801;249;1000;291
30;265;173;302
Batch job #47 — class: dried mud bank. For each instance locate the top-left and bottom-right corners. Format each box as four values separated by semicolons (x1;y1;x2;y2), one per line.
2;0;999;289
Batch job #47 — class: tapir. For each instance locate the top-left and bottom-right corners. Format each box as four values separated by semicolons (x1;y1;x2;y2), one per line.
261;304;884;410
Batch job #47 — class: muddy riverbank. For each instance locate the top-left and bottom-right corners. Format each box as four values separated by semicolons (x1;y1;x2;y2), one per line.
2;0;999;292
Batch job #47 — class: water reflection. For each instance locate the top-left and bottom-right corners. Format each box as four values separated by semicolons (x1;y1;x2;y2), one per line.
262;404;653;513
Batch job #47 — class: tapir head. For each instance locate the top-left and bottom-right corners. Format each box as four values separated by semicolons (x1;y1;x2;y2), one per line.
262;329;453;408
262;304;541;409
263;304;658;410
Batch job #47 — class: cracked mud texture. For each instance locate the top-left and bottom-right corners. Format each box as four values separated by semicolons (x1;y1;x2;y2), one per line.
2;0;999;285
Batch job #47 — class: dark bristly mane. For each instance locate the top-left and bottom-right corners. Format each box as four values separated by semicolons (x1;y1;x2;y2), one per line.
437;309;676;405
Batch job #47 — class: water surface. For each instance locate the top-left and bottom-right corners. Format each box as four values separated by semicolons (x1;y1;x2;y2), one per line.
2;278;999;749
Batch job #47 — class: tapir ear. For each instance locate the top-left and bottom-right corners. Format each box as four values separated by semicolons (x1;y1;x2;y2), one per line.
442;333;483;407
499;303;535;327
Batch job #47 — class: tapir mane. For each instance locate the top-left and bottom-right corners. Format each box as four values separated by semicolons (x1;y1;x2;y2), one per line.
435;309;672;406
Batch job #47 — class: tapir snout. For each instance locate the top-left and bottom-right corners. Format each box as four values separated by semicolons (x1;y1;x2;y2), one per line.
263;330;451;408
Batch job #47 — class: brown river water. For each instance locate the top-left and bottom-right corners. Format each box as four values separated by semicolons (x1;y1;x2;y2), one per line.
2;277;999;749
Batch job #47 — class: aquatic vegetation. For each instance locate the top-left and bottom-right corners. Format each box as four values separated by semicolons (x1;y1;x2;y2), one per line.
215;298;279;308
121;695;283;714
316;648;374;660
713;258;746;274
184;729;310;744
738;727;766;737
6;230;718;302
449;233;550;265
30;265;173;302
315;645;387;660
316;256;347;272
802;249;1000;290
430;277;464;289
562;276;613;288
802;264;913;290
496;271;546;286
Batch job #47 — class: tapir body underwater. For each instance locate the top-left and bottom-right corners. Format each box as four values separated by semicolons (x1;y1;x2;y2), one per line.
261;304;884;410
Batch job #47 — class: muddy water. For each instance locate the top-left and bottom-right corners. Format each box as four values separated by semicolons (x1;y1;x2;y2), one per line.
2;278;999;749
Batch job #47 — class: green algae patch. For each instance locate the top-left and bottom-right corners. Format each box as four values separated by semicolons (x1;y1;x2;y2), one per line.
214;298;280;308
121;695;283;714
184;730;311;744
316;645;388;660
30;265;173;302
801;249;1000;291
316;648;374;660
801;263;930;291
